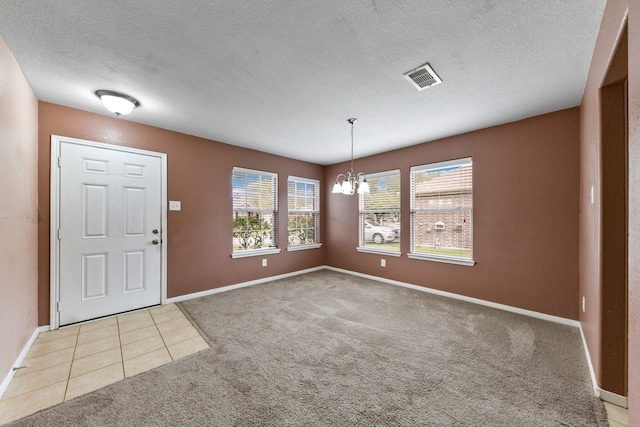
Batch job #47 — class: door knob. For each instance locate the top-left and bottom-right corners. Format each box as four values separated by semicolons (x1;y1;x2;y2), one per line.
152;239;160;245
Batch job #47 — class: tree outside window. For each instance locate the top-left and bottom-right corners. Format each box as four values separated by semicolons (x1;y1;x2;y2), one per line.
232;167;277;253
287;177;319;248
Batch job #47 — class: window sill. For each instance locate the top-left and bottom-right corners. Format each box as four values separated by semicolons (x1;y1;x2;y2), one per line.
287;243;322;251
407;253;475;266
356;247;402;257
231;247;281;259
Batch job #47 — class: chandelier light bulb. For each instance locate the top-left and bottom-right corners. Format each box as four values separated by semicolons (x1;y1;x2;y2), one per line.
341;180;352;194
358;179;370;194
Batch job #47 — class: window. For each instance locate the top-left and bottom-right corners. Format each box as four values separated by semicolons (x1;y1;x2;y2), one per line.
409;158;474;266
231;167;280;258
358;170;401;255
287;176;321;250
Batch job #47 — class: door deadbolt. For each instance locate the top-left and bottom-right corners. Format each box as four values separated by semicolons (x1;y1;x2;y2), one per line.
152;229;159;234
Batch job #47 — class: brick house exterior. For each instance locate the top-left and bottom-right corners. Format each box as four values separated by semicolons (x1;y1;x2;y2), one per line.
413;164;472;251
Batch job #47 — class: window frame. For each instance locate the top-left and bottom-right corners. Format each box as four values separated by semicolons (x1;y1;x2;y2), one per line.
231;167;281;258
287;176;322;251
408;158;475;266
357;169;401;257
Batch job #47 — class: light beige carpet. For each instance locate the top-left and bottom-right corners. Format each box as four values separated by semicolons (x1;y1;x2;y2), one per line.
8;270;607;426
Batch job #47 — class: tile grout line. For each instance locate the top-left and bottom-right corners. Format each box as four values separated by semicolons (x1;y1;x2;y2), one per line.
62;327;80;402
150;308;175;362
6;348;70;385
1;333;76;403
155;307;209;358
65;321;120;400
152;307;207;358
116;312;126;378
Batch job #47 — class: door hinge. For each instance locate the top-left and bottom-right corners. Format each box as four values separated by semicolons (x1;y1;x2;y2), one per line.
57;156;61;167
57;229;61;240
56;301;61;312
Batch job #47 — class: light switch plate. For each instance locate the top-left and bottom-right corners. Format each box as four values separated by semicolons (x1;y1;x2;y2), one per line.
169;201;181;211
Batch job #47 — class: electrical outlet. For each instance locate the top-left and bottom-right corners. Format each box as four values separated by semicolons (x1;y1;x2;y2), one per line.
582;296;586;313
262;259;267;267
381;259;386;267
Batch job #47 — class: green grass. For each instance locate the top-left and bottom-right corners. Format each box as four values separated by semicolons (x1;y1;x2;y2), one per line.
362;244;471;258
415;246;472;258
363;242;400;251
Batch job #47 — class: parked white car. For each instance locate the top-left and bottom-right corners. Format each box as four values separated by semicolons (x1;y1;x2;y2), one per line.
364;221;397;244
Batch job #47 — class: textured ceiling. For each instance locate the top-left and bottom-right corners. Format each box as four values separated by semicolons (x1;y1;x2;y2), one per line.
0;1;606;165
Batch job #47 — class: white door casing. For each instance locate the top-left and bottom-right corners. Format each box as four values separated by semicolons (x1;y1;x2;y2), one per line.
50;136;167;328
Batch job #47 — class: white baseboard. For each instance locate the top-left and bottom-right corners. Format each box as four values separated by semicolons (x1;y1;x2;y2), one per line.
578;324;600;397
167;265;578;326
166;266;325;304
599;389;628;408
578;319;629;405
0;325;48;399
325;266;580;327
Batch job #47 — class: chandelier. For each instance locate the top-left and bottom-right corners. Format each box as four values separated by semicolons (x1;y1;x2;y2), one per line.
332;118;369;196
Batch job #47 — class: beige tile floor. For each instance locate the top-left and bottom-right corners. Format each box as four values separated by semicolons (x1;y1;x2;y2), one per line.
604;401;629;427
0;304;208;425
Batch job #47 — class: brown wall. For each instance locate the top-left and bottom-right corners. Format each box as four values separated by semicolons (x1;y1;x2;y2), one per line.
325;108;581;319
0;36;39;380
579;0;629;398
37;102;325;325
628;0;640;422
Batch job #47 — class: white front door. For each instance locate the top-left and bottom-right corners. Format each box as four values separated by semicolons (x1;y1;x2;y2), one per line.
57;139;164;326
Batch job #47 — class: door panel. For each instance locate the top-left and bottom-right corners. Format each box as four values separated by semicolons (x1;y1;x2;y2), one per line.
59;141;162;325
124;187;146;236
83;184;108;237
82;253;108;299
124;250;145;292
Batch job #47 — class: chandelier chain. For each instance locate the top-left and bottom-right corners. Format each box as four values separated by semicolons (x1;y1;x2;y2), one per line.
350;119;355;175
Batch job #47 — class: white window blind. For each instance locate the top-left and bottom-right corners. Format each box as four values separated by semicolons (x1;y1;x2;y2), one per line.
287;176;320;248
410;158;473;265
232;167;278;254
358;170;400;254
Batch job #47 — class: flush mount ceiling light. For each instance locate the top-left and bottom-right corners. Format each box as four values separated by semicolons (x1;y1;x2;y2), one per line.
95;90;140;116
332;118;369;196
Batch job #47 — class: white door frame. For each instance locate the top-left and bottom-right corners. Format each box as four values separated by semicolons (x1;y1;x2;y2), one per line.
50;135;168;330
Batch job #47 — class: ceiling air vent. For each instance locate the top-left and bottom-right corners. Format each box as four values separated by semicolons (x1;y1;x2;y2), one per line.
403;63;442;91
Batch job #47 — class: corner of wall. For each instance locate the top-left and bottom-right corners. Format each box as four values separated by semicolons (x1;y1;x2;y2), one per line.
0;35;40;388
